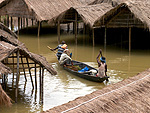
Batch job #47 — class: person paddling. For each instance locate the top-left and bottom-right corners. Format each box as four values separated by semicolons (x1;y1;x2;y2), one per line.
96;49;108;80
50;41;67;60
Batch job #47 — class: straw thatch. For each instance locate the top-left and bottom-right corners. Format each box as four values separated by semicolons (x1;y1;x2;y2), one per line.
93;1;150;29
89;0;112;5
0;62;11;75
0;84;12;107
44;68;150;113
0;0;82;21
53;3;113;28
0;41;57;75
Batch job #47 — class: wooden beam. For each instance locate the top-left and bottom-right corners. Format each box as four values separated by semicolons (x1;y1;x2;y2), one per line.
21;55;27;82
35;64;37;90
39;67;42;102
57;21;60;44
41;67;44;104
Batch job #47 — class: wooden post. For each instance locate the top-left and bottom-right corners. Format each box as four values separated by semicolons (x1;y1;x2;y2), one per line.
32;19;34;26
38;21;41;37
75;12;78;44
41;67;44;104
26;58;34;89
21;55;27;82
92;28;95;47
39;67;42;102
18;17;20;35
23;18;25;28
21;18;22;29
11;17;13;31
129;27;131;52
57;21;60;44
35;64;37;90
7;15;9;27
26;18;28;28
104;27;107;51
15;50;20;103
12;53;15;88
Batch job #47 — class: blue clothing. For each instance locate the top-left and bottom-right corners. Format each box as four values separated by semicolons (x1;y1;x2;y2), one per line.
56;44;68;60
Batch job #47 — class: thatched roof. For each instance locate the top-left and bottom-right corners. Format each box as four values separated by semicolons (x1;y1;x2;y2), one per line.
0;84;12;107
89;0;112;5
0;62;11;75
44;68;150;113
93;1;150;29
53;3;113;27
0;0;82;21
0;41;57;75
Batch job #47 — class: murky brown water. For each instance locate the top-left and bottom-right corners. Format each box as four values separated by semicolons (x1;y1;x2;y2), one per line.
1;33;150;113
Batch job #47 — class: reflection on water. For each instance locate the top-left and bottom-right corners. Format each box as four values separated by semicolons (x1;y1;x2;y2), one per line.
1;33;150;113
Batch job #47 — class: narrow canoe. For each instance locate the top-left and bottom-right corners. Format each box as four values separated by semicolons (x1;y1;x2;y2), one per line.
63;60;109;83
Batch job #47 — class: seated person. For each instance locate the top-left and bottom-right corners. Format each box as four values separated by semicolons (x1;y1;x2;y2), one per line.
59;49;72;66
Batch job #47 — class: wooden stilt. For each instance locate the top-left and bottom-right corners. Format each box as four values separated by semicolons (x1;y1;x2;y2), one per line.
32;19;33;26
38;21;41;37
15;50;20;103
57;21;60;44
26;57;34;89
23;18;25;28
104;27;107;51
35;64;37;90
26;18;28;28
18;17;20;35
11;17;13;31
21;18;22;29
7;15;9;27
75;12;78;44
21;55;27;82
39;67;42;102
41;67;44;104
92;28;95;47
12;53;15;88
129;27;131;52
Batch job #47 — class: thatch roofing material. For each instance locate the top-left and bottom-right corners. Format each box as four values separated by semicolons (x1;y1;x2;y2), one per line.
44;69;150;113
54;3;113;27
93;1;150;29
0;0;82;21
0;41;57;75
0;84;12;107
89;0;112;5
0;62;11;75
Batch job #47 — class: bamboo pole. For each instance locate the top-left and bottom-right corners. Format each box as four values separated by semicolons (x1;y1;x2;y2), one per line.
38;21;41;38
129;27;131;52
75;12;78;44
39;67;42;102
35;64;37;90
57;21;60;44
21;55;27;82
18;17;20;35
15;50;20;103
26;57;34;89
104;27;107;51
11;17;13;31
41;67;44;104
92;28;95;47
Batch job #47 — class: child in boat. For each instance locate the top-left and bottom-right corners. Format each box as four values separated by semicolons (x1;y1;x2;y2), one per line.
96;49;107;77
59;49;72;66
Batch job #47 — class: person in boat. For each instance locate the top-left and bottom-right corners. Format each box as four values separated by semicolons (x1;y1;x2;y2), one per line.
59;49;72;66
50;41;67;60
96;49;107;78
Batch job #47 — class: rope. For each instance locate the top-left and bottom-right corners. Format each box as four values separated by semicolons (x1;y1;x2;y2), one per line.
61;74;150;113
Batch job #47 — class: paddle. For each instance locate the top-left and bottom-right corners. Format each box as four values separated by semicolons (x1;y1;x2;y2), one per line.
47;46;57;54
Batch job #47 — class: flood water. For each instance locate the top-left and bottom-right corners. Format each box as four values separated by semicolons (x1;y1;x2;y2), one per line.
1;31;150;113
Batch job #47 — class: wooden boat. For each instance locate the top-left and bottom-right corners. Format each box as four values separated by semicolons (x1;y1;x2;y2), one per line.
63;60;109;83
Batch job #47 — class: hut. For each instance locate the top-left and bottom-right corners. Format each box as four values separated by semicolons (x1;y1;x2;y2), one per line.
50;3;113;45
91;1;150;51
0;22;57;103
0;0;82;36
43;68;150;113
